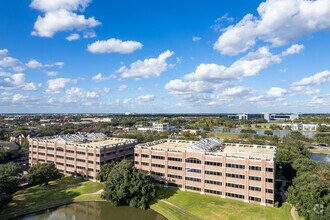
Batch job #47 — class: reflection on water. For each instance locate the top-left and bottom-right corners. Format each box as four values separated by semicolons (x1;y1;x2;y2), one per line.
21;202;166;220
309;153;330;163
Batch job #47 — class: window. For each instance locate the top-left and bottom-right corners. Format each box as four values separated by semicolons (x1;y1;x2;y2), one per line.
56;147;64;152
77;158;86;163
76;151;86;155
249;186;261;191
226;173;245;179
77;166;85;170
205;170;222;176
47;153;54;157
168;174;182;179
66;157;74;161
134;161;139;164
39;146;45;149
186;158;201;164
185;177;201;182
168;165;182;170
186;168;201;173
152;155;165;160
66;150;74;153
47;147;54;151
168;157;182;162
205;180;222;185
205;161;222;166
134;153;139;157
249;176;261;181
88;168;94;171
226;163;245;169
141;154;149;158
186;186;201;191
56;155;64;159
88;160;93;164
151;163;165;168
266;178;273;183
226;183;244;189
266;167;273;172
168;183;182;188
151;171;164;176
205;189;222;195
249;166;261;171
266;188;274;194
39;152;45;156
38;159;45;162
66;164;74;168
141;162;149;166
88;153;94;156
266;199;274;204
249;196;261;202
56;162;64;166
226;192;244;199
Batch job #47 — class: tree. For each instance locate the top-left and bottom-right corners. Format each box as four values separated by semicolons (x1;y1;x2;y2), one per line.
97;163;115;182
28;162;63;185
0;148;11;164
102;160;156;209
264;130;273;136
287;173;329;220
0;162;22;208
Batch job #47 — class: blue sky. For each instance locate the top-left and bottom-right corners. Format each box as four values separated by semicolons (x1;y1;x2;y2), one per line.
0;0;329;113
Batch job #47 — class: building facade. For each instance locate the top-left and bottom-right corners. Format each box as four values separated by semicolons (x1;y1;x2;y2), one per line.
152;122;170;132
29;133;137;181
228;113;248;120
134;138;276;206
291;123;319;131
263;113;299;122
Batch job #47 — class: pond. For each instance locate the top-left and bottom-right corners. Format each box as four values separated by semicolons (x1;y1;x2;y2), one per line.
21;202;166;220
309;153;330;163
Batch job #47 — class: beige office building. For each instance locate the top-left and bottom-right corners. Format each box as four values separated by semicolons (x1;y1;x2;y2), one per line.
29;133;137;181
134;138;276;206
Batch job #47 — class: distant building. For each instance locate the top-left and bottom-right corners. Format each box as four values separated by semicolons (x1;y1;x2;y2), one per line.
134;138;276;206
291;123;319;131
124;112;136;115
29;133;137;181
263;113;299;122
152;122;170;132
228;113;248;120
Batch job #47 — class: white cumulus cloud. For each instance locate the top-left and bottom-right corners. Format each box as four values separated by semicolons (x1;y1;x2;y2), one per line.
214;0;330;55
87;38;143;54
45;77;77;93
118;50;174;79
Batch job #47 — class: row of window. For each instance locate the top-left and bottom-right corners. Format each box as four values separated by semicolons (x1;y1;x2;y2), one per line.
226;183;244;189
205;170;222;176
226;192;245;199
205;189;222;195
205;179;222;185
226;163;245;169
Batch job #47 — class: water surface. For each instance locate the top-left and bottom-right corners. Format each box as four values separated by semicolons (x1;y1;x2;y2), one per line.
21;202;166;220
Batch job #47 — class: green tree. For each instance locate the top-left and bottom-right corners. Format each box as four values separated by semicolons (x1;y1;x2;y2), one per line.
287;173;329;220
0;162;22;208
264;130;273;136
97;163;115;182
102;160;156;209
28;162;63;185
0;148;11;164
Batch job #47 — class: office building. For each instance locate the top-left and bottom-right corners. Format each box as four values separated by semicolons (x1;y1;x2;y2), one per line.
134;138;276;206
29;133;137;181
263;113;299;122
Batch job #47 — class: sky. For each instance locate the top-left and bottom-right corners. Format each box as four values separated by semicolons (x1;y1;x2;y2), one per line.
0;0;330;114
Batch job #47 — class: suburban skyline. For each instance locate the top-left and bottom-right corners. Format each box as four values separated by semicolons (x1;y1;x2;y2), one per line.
0;0;330;113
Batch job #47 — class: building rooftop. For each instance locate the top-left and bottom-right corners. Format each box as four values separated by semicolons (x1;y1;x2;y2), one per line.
30;133;137;149
136;138;276;161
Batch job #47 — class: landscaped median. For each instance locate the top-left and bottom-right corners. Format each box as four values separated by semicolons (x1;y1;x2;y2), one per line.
0;176;104;219
151;188;293;220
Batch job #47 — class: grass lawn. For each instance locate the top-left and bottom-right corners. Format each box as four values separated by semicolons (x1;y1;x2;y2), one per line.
211;133;240;139
0;176;104;219
152;188;292;220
